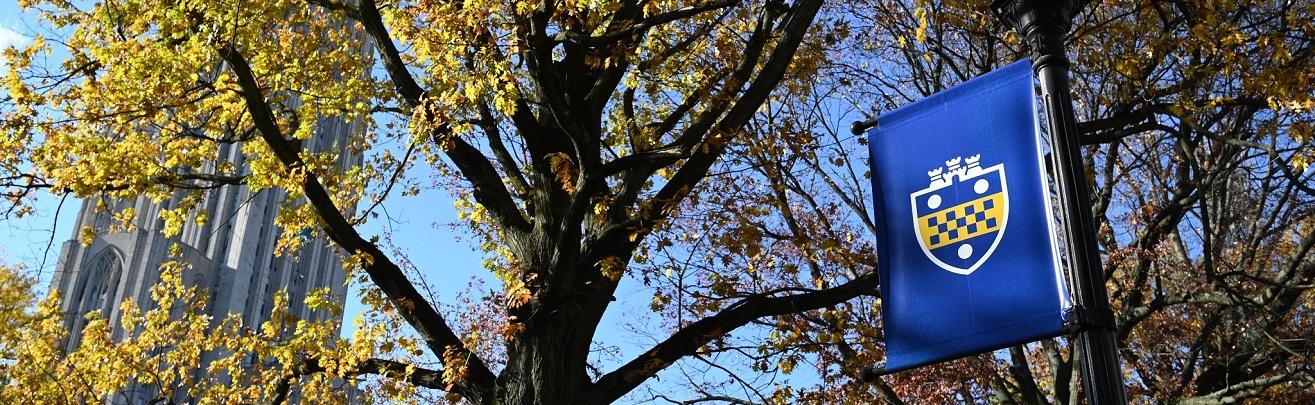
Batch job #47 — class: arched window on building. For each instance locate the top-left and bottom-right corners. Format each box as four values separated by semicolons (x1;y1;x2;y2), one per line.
67;249;124;348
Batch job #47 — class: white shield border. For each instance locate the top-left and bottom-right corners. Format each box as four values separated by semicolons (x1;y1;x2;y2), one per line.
908;164;1010;275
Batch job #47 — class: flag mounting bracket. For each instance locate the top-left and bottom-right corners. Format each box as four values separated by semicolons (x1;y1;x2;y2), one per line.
859;366;883;382
850;118;879;135
1063;304;1117;334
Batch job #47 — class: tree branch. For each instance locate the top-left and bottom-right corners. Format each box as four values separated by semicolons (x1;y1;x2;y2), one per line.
554;0;742;47
584;271;878;404
581;0;824;284
355;0;531;234
356;0;424;105
218;45;497;402
270;358;446;405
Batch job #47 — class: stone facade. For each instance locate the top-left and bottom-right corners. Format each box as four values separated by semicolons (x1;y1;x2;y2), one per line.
49;115;360;402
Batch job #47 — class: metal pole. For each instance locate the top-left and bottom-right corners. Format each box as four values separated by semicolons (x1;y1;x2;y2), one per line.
991;1;1128;403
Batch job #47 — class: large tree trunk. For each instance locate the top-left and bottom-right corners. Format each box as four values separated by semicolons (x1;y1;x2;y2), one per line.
497;305;596;404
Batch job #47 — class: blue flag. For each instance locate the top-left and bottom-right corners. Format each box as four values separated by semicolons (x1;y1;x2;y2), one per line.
867;59;1071;373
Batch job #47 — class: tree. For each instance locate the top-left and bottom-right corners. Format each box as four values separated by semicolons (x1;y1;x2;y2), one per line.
3;0;1313;404
659;0;1315;403
1;0;877;403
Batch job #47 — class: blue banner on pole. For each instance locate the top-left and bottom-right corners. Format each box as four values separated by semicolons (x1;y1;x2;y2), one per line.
867;59;1071;374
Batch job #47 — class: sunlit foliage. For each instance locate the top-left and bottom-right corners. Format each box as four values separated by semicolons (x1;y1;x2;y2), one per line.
1;0;1312;403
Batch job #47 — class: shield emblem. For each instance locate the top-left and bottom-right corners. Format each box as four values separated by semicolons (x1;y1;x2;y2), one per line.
909;156;1009;275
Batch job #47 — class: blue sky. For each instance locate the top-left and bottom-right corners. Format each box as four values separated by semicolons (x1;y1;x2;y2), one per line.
0;0;508;335
0;2;59;275
0;3;867;403
0;0;489;332
0;3;725;401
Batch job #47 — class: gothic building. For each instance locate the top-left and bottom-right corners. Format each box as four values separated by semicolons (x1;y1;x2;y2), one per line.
48;114;361;401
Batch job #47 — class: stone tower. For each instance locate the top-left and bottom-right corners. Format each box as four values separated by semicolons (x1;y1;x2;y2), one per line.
48;115;361;400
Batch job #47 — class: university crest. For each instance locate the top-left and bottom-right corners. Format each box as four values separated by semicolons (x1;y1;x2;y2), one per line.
909;155;1009;275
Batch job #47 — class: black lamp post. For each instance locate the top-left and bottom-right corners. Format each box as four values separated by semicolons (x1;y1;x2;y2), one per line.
991;0;1127;404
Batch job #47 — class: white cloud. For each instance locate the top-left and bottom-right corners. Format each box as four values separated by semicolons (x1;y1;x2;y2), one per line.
0;26;30;69
0;25;29;50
